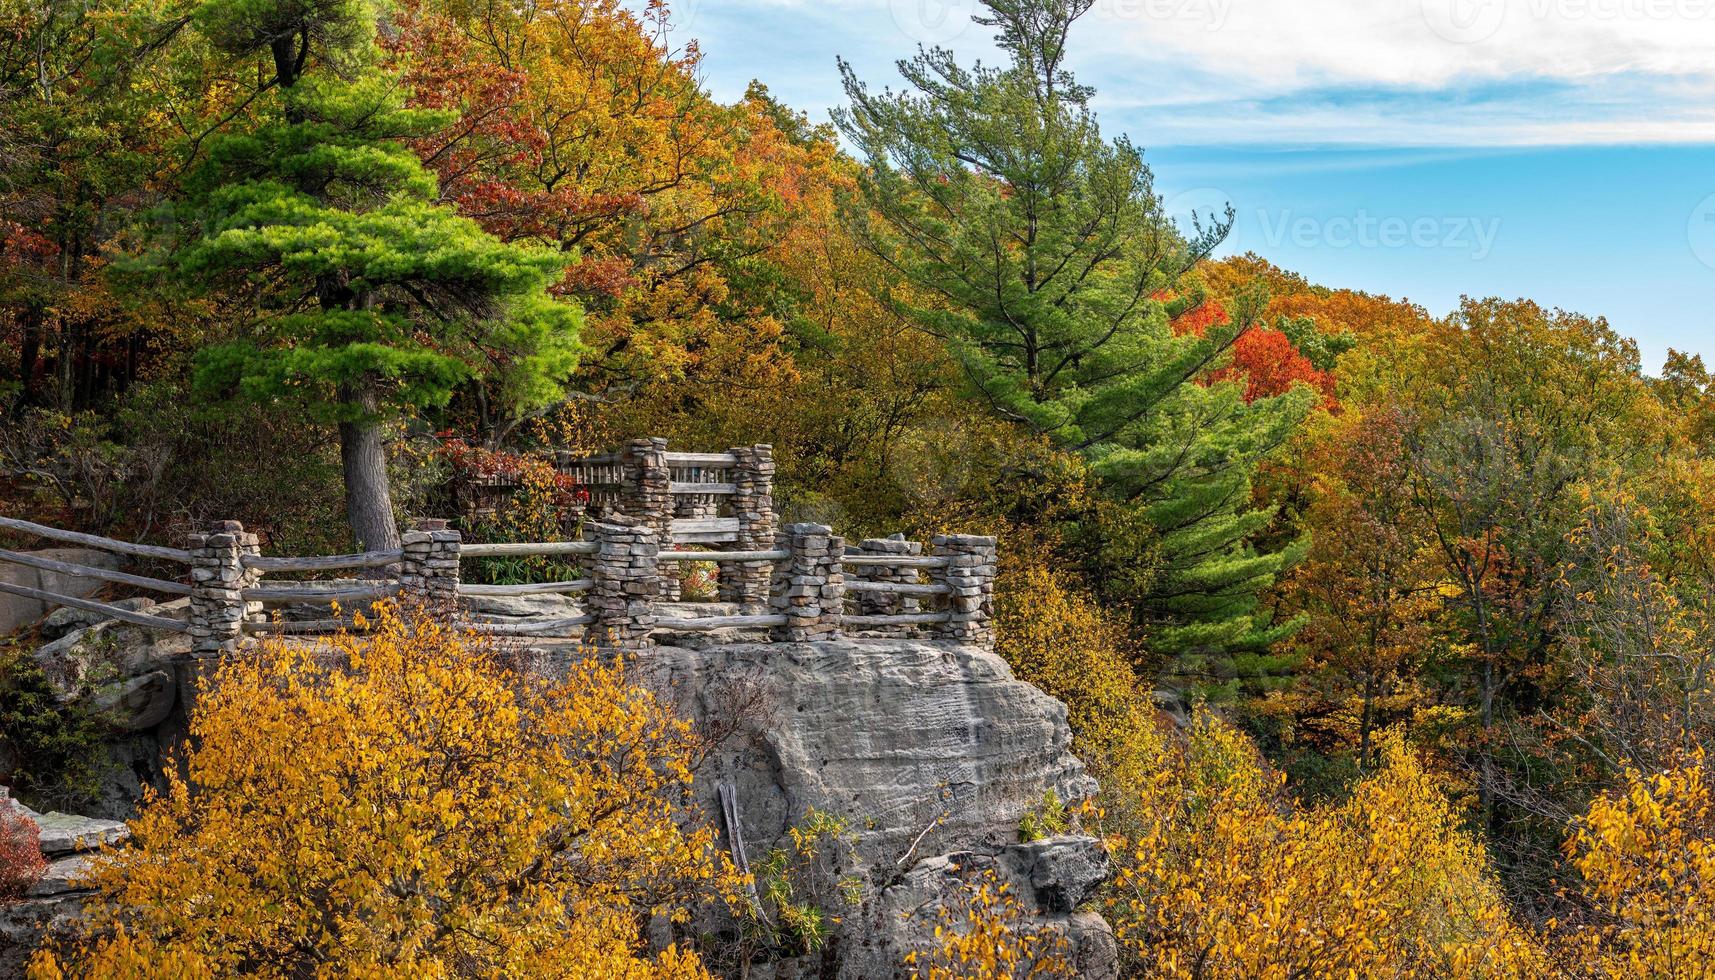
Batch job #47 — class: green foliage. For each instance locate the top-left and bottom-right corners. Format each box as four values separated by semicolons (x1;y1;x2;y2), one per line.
1017;789;1069;843
743;808;862;961
837;0;1312;673
0;642;109;811
173;73;582;424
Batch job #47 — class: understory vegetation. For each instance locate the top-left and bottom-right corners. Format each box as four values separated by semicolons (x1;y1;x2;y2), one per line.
6;0;1715;974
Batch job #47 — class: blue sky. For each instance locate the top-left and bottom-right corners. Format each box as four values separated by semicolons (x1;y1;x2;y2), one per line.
669;0;1715;372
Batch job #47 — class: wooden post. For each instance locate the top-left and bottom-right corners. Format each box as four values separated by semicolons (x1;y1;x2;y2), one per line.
401;518;460;609
770;523;843;643
586;518;659;651
931;534;997;649
187;520;259;657
720;444;777;607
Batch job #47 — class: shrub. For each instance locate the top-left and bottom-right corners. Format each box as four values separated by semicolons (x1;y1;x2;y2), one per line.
1103;721;1549;978
1561;753;1715;975
0;643;108;811
0;798;45;902
903;866;1068;980
31;603;733;977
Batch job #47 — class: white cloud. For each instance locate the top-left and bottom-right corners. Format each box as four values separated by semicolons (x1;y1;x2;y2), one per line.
1063;0;1715;143
1080;0;1715;90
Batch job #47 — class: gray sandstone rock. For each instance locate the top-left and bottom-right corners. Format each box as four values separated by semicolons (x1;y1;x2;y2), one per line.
0;549;122;635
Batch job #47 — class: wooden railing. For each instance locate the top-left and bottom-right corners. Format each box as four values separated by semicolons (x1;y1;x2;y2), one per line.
0;514;997;655
0;516;192;633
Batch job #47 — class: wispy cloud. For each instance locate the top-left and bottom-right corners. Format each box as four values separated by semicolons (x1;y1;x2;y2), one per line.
862;0;1715;145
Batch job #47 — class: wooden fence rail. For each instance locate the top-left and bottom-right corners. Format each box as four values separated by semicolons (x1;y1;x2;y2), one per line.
3;443;995;654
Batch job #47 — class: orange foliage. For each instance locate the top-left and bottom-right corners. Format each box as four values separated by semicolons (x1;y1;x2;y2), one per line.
1169;298;1337;405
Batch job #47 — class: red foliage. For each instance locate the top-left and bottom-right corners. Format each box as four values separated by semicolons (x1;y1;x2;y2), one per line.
1168;297;1337;406
438;439;590;506
0;800;46;901
1217;328;1337;406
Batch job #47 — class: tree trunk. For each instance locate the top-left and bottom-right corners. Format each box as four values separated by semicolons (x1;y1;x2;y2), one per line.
338;382;401;554
14;303;42;412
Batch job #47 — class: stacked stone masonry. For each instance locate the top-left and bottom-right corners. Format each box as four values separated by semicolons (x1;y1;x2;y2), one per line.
620;438;677;599
401;519;461;608
932;534;997;648
187;521;259;657
720;444;777;607
587;519;660;650
770;523;845;642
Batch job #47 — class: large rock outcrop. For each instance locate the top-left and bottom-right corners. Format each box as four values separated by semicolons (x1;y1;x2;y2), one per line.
624;636;1114;978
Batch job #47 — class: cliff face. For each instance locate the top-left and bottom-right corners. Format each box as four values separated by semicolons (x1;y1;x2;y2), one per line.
632;636;1116;978
3;618;1116;978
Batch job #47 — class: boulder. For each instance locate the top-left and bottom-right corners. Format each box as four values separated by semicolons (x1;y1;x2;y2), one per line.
640;638;1098;866
39;597;163;641
0;549;122;635
88;669;177;732
25;810;128;856
864;837;1118;980
26;854;93;899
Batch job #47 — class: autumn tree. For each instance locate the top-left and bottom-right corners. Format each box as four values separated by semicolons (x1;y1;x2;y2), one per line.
836;0;1314;671
387;0;800;444
30;605;728;977
1402;300;1650;836
162;0;582;550
1276;406;1444;771
1104;720;1548;978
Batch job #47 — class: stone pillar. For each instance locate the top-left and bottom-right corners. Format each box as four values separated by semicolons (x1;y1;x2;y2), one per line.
586;519;659;651
770;523;844;643
720;444;777;607
621;437;676;599
932;534;997;649
187;520;259;657
850;534;923;618
401;519;461;609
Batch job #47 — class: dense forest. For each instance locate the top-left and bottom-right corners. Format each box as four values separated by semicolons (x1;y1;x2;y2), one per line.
4;0;1715;974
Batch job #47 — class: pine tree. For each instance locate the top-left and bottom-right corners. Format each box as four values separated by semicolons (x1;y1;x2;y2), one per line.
166;0;582;550
835;0;1312;679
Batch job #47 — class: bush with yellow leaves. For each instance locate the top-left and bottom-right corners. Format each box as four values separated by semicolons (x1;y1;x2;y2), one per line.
1560;753;1715;976
30;603;732;979
993;547;1157;784
904;867;1069;980
1104;718;1550;979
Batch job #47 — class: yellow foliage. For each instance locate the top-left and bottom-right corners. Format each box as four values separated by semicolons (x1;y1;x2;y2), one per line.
993;546;1156;783
1105;720;1549;978
31;604;729;978
1562;754;1715;977
904;868;1069;980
